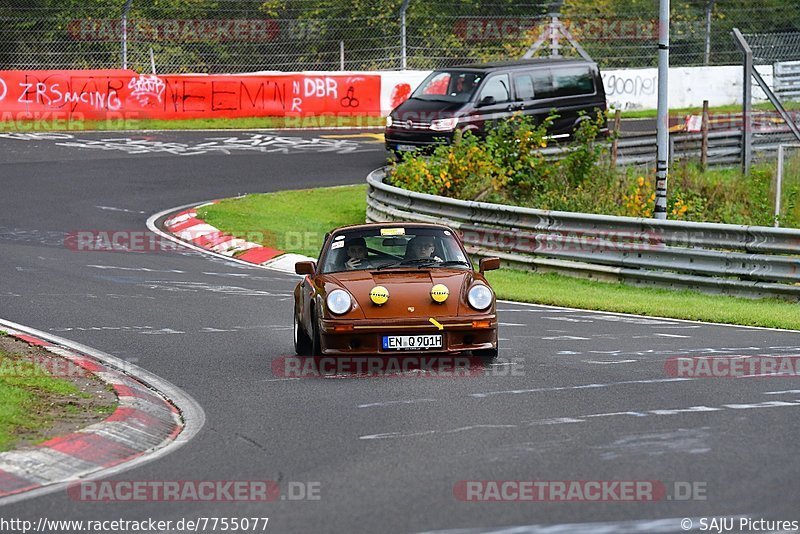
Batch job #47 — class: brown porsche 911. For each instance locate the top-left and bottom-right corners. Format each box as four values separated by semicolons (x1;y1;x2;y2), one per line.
293;222;500;357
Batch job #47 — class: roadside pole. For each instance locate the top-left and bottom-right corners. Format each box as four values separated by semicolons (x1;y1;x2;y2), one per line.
121;0;133;70
655;0;670;219
400;0;410;70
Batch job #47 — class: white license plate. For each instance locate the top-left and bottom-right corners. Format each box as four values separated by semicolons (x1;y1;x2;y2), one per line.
383;334;442;350
396;144;417;151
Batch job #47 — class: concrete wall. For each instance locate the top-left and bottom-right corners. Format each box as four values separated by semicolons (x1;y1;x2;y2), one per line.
379;65;774;114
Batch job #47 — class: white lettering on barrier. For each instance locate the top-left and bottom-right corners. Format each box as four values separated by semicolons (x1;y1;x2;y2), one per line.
128;75;166;106
304;78;337;98
0;77;6;102
15;81;121;111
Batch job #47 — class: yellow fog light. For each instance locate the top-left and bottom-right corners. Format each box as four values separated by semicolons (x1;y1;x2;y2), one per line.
370;285;389;305
430;284;449;303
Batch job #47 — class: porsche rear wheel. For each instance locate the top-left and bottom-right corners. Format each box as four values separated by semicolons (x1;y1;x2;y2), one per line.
294;312;312;355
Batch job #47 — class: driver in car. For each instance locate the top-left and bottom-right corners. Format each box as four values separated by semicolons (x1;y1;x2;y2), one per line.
405;236;442;261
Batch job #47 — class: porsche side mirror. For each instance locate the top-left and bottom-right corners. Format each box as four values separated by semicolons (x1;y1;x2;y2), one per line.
477;95;496;107
295;261;316;275
479;257;500;273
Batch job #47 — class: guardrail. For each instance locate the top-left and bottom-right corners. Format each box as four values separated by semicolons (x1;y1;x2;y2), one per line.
366;167;800;300
565;128;797;168
775;61;800;100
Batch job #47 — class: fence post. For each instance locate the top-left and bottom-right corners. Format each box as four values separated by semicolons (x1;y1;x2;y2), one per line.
121;0;133;70
704;0;715;65
149;47;156;74
611;109;621;168
549;13;561;57
340;41;345;71
701;100;709;170
732;28;752;175
400;0;410;70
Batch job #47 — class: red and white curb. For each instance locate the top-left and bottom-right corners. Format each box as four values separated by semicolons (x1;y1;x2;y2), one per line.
152;201;314;274
0;319;205;505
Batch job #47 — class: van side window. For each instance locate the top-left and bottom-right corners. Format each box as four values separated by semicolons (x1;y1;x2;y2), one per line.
478;74;511;103
532;67;595;99
513;74;535;100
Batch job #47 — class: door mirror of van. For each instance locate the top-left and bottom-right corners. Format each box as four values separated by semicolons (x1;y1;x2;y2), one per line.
477;95;496;107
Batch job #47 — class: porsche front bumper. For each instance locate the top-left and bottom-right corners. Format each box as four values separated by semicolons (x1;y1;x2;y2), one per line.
318;315;497;355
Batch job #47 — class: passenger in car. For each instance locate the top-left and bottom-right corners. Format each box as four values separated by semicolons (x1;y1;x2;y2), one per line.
343;237;369;269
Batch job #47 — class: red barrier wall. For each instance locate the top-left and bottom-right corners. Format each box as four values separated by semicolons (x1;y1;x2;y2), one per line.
0;70;381;120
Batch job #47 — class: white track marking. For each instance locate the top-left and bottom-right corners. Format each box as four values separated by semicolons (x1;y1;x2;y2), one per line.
470;378;695;399
583;359;639;365
358;399;437;409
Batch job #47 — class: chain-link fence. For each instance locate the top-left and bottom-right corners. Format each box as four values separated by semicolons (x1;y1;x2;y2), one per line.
1;1;799;73
744;32;800;65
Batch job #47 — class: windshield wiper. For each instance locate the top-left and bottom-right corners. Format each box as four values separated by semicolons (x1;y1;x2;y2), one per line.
437;260;472;268
412;96;452;103
376;258;436;270
377;258;472;270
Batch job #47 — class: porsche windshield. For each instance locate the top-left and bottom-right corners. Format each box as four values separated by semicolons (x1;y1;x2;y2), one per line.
410;71;483;103
320;227;471;274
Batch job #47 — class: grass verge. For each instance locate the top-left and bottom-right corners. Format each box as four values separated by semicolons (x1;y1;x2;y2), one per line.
197;185;368;258
2;100;794;131
0;339;117;451
197;184;800;330
618;100;800;119
0;115;385;132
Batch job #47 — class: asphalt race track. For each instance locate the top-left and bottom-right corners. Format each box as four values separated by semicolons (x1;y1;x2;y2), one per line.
1;129;799;533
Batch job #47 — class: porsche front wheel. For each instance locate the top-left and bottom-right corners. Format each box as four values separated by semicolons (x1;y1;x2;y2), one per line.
310;309;322;357
294;312;312;355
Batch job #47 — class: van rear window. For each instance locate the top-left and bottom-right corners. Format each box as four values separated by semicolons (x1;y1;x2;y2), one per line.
526;66;595;100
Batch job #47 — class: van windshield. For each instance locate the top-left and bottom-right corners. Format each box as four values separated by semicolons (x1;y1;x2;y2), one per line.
411;71;483;103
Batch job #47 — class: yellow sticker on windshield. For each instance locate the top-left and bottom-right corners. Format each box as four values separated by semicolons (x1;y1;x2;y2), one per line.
380;228;406;236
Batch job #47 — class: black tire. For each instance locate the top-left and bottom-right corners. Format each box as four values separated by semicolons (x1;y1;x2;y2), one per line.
474;330;499;361
310;309;322;357
293;311;312;356
474;347;498;361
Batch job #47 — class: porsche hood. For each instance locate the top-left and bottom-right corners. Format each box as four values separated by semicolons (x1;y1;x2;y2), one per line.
322;269;483;319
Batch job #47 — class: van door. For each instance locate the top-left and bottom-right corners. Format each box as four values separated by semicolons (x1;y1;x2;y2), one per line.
524;65;602;138
469;73;517;136
511;70;554;130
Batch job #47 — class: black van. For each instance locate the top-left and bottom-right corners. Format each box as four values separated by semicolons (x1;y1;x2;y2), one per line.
385;58;607;154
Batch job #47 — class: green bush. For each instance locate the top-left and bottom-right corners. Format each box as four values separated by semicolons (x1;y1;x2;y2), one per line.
389;115;800;228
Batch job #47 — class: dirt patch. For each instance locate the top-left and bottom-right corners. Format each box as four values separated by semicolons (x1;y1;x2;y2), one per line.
0;334;118;451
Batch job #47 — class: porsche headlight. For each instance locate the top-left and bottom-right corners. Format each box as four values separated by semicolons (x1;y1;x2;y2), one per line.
327;289;352;315
467;284;493;311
